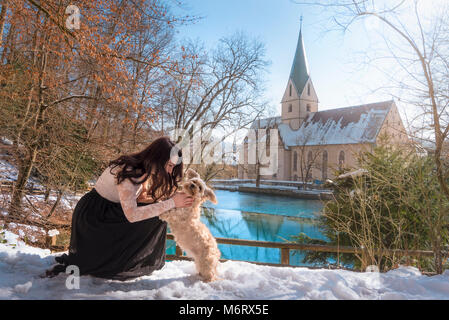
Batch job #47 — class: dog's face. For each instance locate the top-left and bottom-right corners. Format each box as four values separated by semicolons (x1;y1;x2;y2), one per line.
181;168;217;204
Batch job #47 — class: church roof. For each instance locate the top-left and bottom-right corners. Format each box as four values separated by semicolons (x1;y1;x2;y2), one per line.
251;100;394;147
250;116;281;130
289;28;310;97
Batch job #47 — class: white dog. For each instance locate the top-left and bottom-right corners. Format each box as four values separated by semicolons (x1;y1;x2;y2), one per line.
159;168;221;282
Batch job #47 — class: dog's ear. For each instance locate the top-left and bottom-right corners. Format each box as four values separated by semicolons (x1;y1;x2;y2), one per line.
185;168;200;179
203;187;217;204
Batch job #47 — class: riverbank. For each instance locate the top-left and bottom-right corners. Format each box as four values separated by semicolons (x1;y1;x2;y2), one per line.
210;179;333;200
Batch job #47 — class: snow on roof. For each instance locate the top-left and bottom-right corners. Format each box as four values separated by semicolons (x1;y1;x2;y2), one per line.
250;116;281;130
337;168;368;179
250;101;394;147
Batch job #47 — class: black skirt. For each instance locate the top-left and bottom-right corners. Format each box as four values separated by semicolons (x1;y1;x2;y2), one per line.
46;188;168;281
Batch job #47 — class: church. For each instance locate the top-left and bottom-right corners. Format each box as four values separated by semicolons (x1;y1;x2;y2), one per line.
238;25;409;182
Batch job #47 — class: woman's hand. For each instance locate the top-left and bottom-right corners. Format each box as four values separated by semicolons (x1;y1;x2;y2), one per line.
171;192;193;208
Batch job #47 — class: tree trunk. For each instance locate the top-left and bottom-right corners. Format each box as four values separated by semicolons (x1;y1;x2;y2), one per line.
433;233;443;274
9;147;37;218
255;119;260;187
47;190;62;218
9;32;49;218
44;186;51;202
0;0;8;48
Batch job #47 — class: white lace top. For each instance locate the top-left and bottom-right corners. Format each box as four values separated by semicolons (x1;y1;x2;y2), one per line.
94;165;176;223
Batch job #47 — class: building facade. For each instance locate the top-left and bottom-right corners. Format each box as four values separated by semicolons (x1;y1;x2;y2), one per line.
238;26;409;182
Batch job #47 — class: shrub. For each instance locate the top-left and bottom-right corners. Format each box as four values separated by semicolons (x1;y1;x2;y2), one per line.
294;144;449;273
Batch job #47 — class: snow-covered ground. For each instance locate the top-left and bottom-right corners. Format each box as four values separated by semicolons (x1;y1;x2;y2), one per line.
1;140;448;300
1;229;449;300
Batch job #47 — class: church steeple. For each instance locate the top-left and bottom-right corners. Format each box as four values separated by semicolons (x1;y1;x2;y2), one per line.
289;19;310;97
281;18;319;130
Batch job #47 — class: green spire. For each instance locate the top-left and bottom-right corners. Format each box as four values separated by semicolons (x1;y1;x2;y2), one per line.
289;20;310;96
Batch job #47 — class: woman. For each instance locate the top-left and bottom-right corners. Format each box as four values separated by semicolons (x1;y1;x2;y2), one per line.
46;136;193;281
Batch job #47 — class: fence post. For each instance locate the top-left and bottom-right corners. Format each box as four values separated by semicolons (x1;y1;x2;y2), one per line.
281;248;290;265
44;228;57;247
361;248;368;271
176;245;183;257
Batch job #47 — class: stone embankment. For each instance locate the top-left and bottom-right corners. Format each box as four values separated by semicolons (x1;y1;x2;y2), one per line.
210;179;333;200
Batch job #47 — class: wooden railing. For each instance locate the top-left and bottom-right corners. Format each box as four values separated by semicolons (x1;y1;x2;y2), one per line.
166;233;435;271
0;180;45;195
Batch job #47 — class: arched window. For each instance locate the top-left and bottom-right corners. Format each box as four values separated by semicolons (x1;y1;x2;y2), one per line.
322;150;328;180
266;129;270;157
244;137;248;166
288;104;292;112
289;84;292;96
339;150;345;171
293;151;298;171
308;83;311;96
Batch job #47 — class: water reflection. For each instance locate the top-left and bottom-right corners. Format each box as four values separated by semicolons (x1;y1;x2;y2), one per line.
166;190;326;266
205;190;323;219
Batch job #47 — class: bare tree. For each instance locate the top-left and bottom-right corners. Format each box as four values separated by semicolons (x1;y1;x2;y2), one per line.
157;32;271;178
294;0;449;199
0;0;193;223
294;0;449;273
294;128;323;189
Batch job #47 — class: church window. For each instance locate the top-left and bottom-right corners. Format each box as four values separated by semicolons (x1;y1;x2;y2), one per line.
293;151;298;171
266;129;270;157
289;84;292;96
288;104;292;112
339;151;345;171
307;151;313;180
307;104;311;112
322;151;328;180
308;84;311;96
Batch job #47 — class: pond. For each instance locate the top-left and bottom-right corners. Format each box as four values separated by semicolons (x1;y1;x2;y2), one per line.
166;190;328;266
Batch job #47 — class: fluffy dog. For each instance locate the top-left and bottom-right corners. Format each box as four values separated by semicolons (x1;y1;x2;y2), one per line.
159;168;221;282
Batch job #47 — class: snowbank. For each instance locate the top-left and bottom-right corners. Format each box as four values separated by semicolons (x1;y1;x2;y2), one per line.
0;229;448;300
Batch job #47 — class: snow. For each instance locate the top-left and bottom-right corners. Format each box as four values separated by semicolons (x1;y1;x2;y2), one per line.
0;137;12;146
211;179;313;186
250;117;281;130
0;229;448;300
0;158;41;186
337;169;368;179
277;108;389;147
0;158;18;181
47;229;60;237
1;140;447;300
247;102;393;147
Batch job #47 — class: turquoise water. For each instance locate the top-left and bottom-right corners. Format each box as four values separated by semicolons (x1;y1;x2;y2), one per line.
166;190;326;266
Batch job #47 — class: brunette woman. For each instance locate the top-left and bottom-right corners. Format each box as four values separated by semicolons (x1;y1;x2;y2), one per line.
46;136;192;280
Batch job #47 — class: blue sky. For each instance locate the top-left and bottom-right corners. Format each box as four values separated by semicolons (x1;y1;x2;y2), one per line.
174;0;395;116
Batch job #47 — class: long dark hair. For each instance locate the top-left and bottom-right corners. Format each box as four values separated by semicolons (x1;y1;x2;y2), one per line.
109;136;183;202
